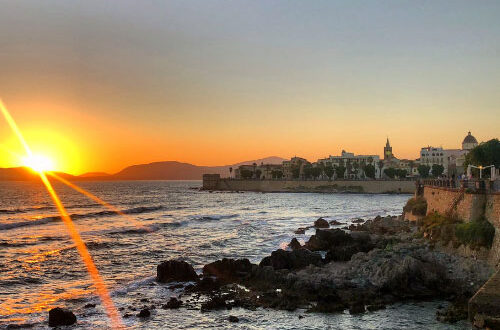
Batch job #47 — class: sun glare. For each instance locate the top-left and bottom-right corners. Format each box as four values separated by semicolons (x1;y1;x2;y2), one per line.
22;154;54;173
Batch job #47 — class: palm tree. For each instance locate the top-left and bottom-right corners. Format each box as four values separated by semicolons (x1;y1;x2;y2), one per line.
378;160;384;179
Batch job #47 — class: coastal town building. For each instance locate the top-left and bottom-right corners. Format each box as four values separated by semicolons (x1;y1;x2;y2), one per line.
316;150;381;179
420;131;478;176
232;132;480;180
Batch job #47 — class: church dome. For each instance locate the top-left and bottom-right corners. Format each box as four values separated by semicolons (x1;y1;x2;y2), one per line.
462;131;478;144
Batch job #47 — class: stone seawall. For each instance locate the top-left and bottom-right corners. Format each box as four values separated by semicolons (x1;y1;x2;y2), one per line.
206;178;415;194
421;186;500;325
423;186;500;266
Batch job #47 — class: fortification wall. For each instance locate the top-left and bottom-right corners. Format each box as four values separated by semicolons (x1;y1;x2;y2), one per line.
210;179;415;194
423;186;500;267
423;187;486;222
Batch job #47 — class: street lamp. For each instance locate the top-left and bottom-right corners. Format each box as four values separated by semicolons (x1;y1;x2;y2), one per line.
467;164;495;179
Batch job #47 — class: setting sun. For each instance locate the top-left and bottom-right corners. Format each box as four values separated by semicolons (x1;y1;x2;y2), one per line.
22;154;55;173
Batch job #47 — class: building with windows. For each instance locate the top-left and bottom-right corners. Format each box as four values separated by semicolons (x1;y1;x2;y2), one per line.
419;131;478;176
316;150;381;179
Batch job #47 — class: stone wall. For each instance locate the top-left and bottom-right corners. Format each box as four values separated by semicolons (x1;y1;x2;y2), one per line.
206;179;416;194
423;186;486;222
423;186;500;267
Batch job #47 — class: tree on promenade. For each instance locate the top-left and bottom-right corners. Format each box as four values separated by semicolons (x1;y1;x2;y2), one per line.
431;164;444;177
418;165;430;178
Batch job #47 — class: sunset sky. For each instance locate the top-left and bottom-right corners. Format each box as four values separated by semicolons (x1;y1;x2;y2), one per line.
0;1;499;175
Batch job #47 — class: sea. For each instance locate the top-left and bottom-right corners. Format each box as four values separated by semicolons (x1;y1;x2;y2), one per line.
0;180;471;329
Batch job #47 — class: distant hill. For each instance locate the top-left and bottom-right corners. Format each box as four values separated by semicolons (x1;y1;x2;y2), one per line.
79;172;110;178
0;156;287;181
111;156;286;180
0;167;78;182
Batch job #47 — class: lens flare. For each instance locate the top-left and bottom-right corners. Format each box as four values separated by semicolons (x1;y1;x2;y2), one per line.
22;154;54;173
48;172;150;231
0;99;124;329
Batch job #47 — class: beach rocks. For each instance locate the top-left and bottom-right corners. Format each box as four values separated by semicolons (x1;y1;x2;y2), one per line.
435;298;468;323
157;259;198;283
307;293;346;313
305;229;353;251
228;315;239;322
163;297;182;309
190;276;222;292
350;215;410;235
349;302;365;314
201;295;228;311
329;220;342;226
259;249;322;270
288;238;302;250
48;307;77;327
314;218;329;228
137;308;150;317
294;227;307;234
203;258;253;283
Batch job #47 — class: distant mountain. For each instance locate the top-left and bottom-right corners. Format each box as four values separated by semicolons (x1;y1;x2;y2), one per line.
112;156;286;180
0;167;38;181
0;167;77;182
79;172;110;178
0;156;287;181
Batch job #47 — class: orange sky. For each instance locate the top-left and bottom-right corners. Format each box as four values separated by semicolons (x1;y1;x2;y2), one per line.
0;1;499;175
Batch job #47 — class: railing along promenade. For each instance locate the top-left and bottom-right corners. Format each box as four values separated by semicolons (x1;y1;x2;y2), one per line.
421;178;499;193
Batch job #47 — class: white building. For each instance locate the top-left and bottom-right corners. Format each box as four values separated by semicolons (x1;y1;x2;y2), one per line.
420;132;478;176
316;150;381;179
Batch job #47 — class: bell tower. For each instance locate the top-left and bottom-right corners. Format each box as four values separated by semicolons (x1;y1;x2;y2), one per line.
384;138;393;160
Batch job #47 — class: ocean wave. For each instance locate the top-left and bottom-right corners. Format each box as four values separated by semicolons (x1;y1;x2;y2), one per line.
0;205;163;231
193;214;239;221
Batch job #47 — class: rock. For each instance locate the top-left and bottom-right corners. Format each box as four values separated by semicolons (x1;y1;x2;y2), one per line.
190;276;222;292
307;293;346;313
352;218;365;223
325;232;374;262
289;238;302;250
48;307;77;327
314;218;329;228
157;259;198;283
259;249;322;270
168;283;184;290
201;295;227;311
436;299;468;323
349;302;365;314
366;304;386;312
295;227;307;235
84;303;96;308
137;308;150;317
228;315;239;323
329;220;342;226
163;297;182;309
305;229;353;251
203;258;253;283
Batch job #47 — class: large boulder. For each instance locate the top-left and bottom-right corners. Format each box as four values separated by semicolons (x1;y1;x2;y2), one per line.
314;218;329;228
48;307;77;327
203;258;253;283
326;232;375;262
259;249;322;270
305;229;353;251
288;238;302;250
157;259;198;283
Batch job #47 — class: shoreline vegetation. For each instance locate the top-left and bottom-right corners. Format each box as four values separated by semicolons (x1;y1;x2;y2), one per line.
47;203;496;327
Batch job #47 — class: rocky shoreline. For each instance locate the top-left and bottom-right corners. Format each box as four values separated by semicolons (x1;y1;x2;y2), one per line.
149;215;493;325
45;214;494;327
